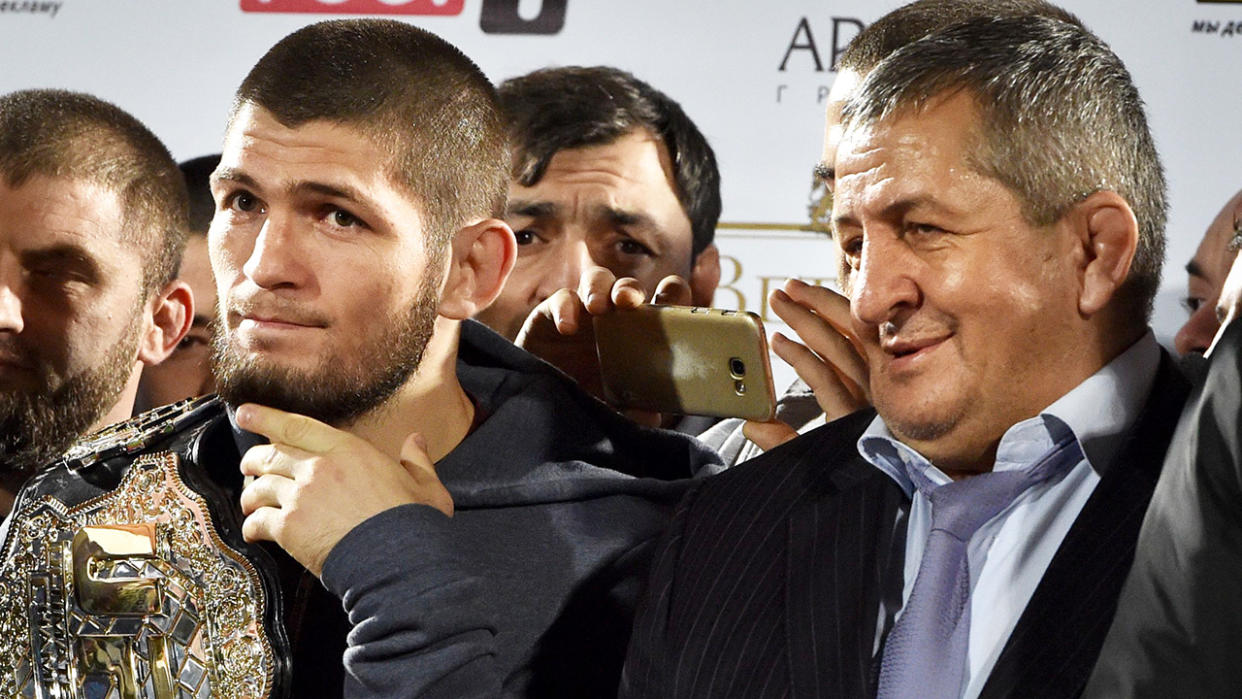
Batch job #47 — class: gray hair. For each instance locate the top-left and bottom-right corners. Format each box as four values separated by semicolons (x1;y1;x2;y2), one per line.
842;14;1166;325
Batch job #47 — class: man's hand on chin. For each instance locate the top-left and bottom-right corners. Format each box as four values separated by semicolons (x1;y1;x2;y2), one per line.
235;402;454;577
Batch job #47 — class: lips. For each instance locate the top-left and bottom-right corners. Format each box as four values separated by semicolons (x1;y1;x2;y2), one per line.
879;333;952;373
883;336;947;358
227;300;330;331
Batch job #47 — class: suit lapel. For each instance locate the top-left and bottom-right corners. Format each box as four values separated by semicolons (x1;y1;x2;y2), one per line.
787;449;907;699
979;354;1190;699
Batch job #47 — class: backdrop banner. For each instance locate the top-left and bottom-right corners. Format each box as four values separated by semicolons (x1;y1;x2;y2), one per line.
1;0;1237;387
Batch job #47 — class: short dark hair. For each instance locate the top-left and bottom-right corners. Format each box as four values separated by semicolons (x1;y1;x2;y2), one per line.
498;66;721;257
233;19;507;251
843;14;1166;325
179;154;220;236
0;89;188;291
840;0;1082;73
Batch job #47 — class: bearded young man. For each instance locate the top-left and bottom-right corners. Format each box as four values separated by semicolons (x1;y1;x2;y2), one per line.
0;89;192;514
0;19;719;698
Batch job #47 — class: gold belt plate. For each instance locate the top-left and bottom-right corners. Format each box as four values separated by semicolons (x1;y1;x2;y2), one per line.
0;452;277;698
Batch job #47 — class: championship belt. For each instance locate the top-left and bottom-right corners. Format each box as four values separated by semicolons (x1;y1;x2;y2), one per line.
0;397;290;698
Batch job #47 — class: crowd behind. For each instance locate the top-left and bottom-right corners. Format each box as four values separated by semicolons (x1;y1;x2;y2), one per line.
0;0;1239;696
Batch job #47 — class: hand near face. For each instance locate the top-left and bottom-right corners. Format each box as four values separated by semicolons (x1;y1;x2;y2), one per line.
516;266;692;425
744;278;871;450
236;403;453;577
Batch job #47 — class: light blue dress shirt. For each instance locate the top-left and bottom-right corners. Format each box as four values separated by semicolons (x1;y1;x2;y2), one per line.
857;332;1160;699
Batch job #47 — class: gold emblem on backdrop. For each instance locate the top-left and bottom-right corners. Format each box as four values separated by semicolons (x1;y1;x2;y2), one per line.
0;452;277;698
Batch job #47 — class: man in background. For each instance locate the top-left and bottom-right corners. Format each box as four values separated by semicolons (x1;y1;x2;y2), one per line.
0;89;191;514
137;153;219;409
476;65;721;345
1173;187;1242;355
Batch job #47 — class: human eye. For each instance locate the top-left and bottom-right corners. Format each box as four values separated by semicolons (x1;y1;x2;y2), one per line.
224;190;264;215
616;237;653;257
514;229;540;246
906;221;945;237
1182;296;1205;314
23;249;99;288
327;207;365;229
838;233;863;270
175;332;210;353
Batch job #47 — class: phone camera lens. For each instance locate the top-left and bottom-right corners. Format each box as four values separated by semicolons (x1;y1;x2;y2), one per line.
729;357;746;378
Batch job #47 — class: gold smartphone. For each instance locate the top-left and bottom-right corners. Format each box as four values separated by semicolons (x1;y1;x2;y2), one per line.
593;305;777;421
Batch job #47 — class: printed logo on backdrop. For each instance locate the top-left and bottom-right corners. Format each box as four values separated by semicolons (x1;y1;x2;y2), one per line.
0;1;62;18
240;0;568;35
775;16;865;107
239;0;464;15
1191;0;1242;36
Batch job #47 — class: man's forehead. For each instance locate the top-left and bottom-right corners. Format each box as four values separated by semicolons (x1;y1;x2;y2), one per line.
216;110;409;197
1;175;127;244
837;94;981;177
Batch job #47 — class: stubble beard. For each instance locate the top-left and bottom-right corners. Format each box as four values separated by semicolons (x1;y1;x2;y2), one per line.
211;273;442;428
0;319;143;492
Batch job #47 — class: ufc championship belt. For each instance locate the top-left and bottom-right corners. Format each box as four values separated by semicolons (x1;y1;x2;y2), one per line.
0;396;291;698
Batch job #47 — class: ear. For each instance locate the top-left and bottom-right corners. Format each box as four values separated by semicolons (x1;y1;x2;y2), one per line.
137;280;194;365
689;243;721;307
437;218;517;320
1071;190;1139;317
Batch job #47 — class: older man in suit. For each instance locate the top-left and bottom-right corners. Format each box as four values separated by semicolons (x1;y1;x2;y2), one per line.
621;13;1187;699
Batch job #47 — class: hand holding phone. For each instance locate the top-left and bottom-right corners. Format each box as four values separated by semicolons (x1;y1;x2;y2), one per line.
593;305;777;421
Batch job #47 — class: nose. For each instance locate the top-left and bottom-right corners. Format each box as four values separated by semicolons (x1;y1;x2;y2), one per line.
534;239;595;300
0;259;23;334
241;215;308;291
1174;302;1219;356
849;233;921;329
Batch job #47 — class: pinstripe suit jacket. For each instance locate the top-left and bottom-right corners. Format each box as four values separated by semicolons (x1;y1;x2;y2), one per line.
621;353;1188;699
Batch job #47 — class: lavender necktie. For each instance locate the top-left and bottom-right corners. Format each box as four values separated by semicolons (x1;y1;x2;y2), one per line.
876;435;1083;699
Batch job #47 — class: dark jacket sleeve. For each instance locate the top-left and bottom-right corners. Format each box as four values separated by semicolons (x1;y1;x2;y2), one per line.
1084;321;1242;698
320;504;501;698
619;480;704;699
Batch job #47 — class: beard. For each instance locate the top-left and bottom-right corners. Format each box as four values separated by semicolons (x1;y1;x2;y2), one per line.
0;321;141;492
211;273;442;428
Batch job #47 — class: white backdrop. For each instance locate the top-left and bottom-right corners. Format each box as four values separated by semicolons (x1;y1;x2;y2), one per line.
2;0;1239;388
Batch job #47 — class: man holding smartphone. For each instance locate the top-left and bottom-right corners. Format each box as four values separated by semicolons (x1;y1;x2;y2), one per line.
475;66;721;347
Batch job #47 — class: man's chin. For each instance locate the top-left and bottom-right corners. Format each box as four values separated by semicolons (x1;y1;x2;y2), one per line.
874;391;964;446
213;357;414;428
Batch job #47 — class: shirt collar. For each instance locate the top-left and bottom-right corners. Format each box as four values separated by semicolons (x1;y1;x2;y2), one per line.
858;331;1160;495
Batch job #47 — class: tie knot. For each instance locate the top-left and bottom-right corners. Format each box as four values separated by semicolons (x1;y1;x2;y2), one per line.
922;436;1082;541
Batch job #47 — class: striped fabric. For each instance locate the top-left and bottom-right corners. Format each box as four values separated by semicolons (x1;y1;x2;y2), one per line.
622;353;1189;699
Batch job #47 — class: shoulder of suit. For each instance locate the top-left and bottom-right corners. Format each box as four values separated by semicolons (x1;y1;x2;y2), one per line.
696;408;879;501
58;394;226;471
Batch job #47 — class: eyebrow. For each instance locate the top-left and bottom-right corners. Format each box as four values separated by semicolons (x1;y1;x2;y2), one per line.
506;200;558;218
1186;259;1207;278
1229;229;1242;254
814;161;834;184
506;200;665;237
22;243;101;283
603;206;660;232
212;167;371;207
831;195;955;230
